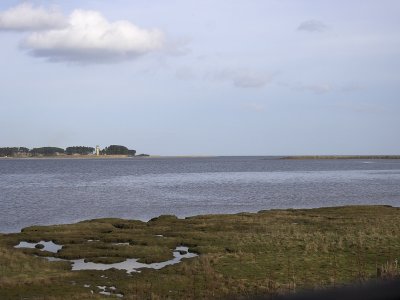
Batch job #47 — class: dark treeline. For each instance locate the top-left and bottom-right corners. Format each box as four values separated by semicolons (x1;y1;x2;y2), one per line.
30;147;65;156
101;145;136;156
66;146;94;155
0;147;29;157
0;145;137;157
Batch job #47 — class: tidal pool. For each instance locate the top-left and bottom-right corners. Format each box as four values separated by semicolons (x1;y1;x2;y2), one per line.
42;246;197;273
14;241;63;253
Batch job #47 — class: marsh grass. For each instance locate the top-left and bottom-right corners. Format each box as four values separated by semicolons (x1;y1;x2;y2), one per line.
1;205;399;299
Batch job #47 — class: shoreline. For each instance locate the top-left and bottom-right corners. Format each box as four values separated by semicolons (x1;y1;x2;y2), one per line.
0;154;137;159
281;155;400;159
1;204;398;234
1;154;400;160
0;155;218;159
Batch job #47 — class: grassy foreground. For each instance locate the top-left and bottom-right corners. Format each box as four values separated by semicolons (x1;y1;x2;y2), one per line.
1;205;399;299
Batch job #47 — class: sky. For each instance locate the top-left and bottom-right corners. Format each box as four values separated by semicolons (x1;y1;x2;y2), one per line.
0;0;399;155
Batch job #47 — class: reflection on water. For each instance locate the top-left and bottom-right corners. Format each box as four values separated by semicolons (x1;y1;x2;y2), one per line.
1;157;400;232
14;241;62;253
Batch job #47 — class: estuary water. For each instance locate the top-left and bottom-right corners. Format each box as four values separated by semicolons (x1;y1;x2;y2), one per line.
0;157;399;233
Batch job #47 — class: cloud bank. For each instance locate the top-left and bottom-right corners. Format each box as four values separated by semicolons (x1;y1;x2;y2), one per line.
0;4;166;63
0;3;66;31
23;10;165;63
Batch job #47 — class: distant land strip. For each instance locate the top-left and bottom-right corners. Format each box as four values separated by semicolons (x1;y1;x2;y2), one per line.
281;155;400;160
0;145;150;158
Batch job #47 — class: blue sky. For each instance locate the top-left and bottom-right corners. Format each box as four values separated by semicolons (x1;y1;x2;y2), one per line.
0;0;399;155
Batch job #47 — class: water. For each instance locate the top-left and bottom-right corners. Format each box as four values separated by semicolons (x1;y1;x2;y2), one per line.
1;157;399;233
65;246;196;273
18;245;197;273
14;241;63;253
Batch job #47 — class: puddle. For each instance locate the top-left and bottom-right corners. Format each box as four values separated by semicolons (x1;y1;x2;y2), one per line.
82;284;123;298
44;246;197;273
15;241;63;253
97;285;123;298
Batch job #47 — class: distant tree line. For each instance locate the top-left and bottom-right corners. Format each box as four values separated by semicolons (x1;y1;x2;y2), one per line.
0;147;29;157
30;147;65;156
101;145;136;156
0;145;137;157
66;146;94;155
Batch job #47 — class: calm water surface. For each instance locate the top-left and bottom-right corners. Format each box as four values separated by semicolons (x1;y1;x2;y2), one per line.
1;157;399;232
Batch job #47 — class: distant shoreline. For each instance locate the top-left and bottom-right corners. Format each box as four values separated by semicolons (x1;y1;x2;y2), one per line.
0;155;140;159
0;155;215;159
281;155;400;160
1;155;400;160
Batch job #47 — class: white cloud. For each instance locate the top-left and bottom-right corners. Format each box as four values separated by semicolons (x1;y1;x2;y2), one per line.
0;3;66;31
22;10;165;63
208;69;273;88
297;20;328;32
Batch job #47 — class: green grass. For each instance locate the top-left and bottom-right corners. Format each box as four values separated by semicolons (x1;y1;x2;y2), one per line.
1;205;399;299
